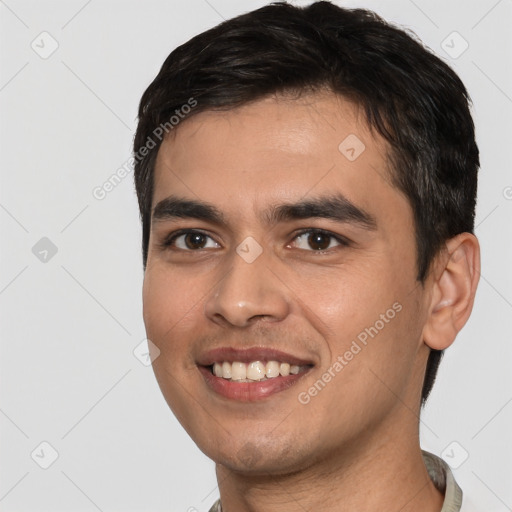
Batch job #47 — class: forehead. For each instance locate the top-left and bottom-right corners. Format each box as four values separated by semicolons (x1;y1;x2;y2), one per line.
152;92;407;227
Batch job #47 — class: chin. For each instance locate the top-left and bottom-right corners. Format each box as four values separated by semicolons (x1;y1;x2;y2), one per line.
201;436;312;476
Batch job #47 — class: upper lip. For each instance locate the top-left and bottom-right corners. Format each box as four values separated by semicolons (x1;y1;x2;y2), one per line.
197;347;316;367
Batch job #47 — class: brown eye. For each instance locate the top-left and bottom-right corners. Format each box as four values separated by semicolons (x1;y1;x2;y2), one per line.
291;229;349;252
307;232;331;251
183;232;207;249
162;230;220;251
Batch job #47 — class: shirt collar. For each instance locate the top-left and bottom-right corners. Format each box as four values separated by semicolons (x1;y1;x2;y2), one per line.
422;450;463;512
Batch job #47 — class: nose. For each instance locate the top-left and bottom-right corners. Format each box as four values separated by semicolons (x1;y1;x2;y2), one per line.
204;247;291;328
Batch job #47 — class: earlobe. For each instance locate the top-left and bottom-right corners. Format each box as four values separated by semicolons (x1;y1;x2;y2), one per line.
423;233;480;351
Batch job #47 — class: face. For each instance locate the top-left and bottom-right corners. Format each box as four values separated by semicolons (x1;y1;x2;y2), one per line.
142;92;433;474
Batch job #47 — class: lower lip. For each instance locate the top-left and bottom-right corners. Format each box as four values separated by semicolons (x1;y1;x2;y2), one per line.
198;366;311;401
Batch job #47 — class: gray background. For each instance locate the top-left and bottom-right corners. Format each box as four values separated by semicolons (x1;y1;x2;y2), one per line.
0;0;511;510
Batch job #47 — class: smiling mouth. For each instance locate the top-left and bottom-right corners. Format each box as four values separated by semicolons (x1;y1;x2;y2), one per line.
197;347;315;400
209;360;313;382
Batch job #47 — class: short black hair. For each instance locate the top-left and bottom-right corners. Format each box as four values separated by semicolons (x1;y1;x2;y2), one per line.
133;1;479;406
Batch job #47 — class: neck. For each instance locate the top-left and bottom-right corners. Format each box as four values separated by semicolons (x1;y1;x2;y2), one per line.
215;417;444;512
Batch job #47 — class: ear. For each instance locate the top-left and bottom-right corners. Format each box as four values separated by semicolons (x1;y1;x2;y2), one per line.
423;233;480;351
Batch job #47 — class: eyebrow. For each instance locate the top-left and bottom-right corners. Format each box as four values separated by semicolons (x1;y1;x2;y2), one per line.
151;193;377;231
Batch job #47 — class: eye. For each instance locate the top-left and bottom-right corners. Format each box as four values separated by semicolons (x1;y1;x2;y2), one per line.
290;229;349;252
159;228;349;253
161;230;220;251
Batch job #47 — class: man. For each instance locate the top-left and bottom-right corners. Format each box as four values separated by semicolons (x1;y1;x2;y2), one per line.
133;2;480;511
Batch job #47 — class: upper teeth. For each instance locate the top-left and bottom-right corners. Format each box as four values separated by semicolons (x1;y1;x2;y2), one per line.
212;361;302;381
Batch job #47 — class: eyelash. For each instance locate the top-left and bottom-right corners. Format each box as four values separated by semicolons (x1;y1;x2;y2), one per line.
159;228;350;254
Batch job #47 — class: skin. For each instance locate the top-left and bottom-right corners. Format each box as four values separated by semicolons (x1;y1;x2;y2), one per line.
142;91;480;512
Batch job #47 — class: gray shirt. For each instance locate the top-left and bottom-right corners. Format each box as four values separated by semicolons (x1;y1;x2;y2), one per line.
208;450;463;512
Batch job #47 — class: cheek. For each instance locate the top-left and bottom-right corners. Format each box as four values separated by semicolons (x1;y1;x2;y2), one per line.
144;266;199;328
142;267;202;369
298;258;420;381
298;262;396;340
142;268;204;420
